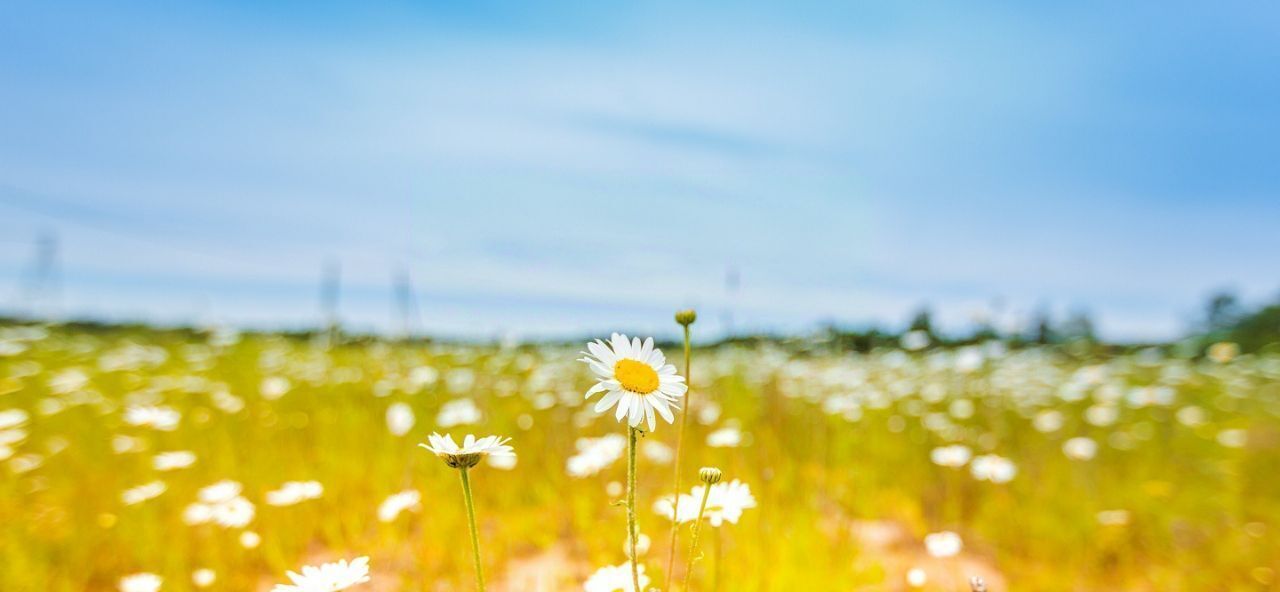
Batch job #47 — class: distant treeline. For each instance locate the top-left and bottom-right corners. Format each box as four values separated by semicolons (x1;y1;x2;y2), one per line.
2;290;1278;354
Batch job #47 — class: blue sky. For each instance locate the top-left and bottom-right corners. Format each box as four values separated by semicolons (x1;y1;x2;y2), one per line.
1;1;1277;340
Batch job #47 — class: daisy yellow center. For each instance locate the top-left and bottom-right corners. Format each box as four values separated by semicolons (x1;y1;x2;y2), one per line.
615;359;659;394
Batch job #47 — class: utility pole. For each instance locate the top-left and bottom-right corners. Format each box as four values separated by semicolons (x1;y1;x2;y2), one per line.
392;267;419;341
19;231;60;321
723;265;739;337
321;258;341;344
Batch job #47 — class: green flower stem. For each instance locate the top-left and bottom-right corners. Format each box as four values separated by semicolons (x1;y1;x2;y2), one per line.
627;427;641;592
459;467;486;592
681;482;714;591
665;324;694;589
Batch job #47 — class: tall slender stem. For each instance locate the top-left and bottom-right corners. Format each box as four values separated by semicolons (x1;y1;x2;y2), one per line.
626;427;641;591
665;324;694;589
681;483;714;591
459;468;486;592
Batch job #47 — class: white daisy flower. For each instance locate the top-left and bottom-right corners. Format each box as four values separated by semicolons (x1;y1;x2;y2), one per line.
924;530;963;558
969;454;1017;483
272;556;370;592
377;490;421;523
698;479;757;526
265;481;324;506
191;568;216;588
583;562;650;592
121;480;167;506
152;451;197;471
119;573;162;592
579;334;687;432
419;433;514;469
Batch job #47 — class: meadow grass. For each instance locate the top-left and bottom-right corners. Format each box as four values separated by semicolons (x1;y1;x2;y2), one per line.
1;323;1278;590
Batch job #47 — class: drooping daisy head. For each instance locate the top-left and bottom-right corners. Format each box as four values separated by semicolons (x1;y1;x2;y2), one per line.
272;556;371;592
419;433;514;469
579;333;686;432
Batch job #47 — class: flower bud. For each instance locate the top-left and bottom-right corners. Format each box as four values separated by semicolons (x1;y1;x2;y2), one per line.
698;467;723;485
675;309;698;327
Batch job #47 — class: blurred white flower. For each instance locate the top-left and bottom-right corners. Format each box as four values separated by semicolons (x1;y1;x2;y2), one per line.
924;531;963;558
121;480;167;506
385;402;415;436
0;409;28;430
273;556;370;592
192;568;216;588
487;453;518;470
906;567;928;587
436;399;481;427
260;376;291;400
378;490;421;523
640;440;673;464
1063;437;1098;461
901;330;930;351
265;481;323;506
239;530;261;549
698;479;757;526
119;573;162;592
185;481;255;528
1217;428;1247;448
970;454;1017;483
1032;410;1064;434
930;444;972;468
706;426;742;448
153;451;197;471
579;334;687;432
584;563;649;592
123;405;181;431
1096;509;1130;526
567;434;626;478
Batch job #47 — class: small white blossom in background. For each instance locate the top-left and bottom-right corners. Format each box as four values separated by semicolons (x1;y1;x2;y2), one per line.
121;481;167;506
265;481;323;506
191;568;216;588
273;556;370;592
152;451;197;471
260;376;291;400
566;435;627;478
487;453;517;470
699;479;757;526
970;455;1017;483
119;573;162;592
1096;509;1131;526
640;440;673;464
1217;428;1248;448
123;405;181;431
654;494;700;524
436;399;482;427
112;434;146;454
1063;437;1098;461
1207;342;1239;363
1033;410;1064;433
924;531;963;558
706;426;742;448
385;403;415;436
623;532;651;558
184;480;255;528
930;444;972;468
906;567;928;587
239;530;261;549
901;330;930;351
0;409;28;430
584;563;649;592
378;490;421;523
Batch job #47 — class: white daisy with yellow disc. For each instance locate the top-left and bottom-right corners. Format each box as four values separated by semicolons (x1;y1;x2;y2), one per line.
579;333;687;432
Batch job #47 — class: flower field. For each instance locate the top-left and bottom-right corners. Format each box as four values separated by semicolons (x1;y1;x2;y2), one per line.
2;322;1278;591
